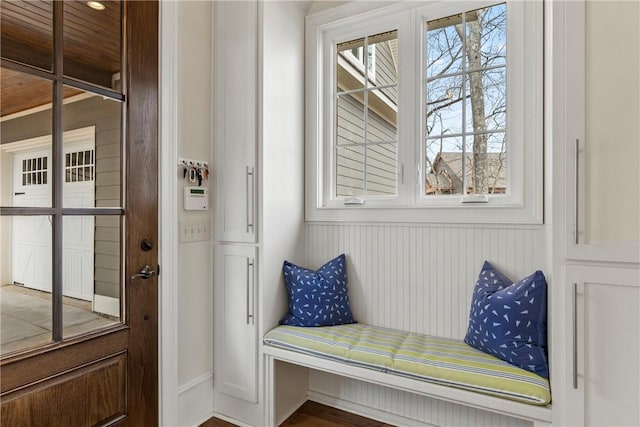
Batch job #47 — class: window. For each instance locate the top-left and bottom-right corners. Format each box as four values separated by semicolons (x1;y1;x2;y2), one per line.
307;0;542;223
65;149;95;183
335;31;398;200
22;156;48;186
425;4;506;197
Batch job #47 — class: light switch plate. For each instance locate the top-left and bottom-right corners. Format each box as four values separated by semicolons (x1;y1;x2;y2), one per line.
179;220;210;243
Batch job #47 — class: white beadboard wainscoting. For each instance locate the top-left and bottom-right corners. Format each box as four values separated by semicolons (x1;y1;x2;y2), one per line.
304;222;547;426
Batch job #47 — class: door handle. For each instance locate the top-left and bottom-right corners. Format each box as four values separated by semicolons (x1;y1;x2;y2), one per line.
131;264;156;280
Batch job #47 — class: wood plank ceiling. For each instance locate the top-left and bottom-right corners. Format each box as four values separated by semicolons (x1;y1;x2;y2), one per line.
0;0;121;118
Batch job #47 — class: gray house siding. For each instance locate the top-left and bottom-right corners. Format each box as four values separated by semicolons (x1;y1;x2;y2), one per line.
336;93;397;196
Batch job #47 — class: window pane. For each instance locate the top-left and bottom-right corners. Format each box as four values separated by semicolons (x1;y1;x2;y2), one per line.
336;145;364;197
1;69;53;208
425;137;464;195
425;4;508;198
426;75;464;137
464;132;507;195
466;4;506;69
366;143;397;196
486;132;507;194
337;38;365;92
426;13;464;78
0;0;53;71
63;89;122;208
63;1;121;90
369;30;398;90
466;70;506;133
62;215;121;339
336;94;365;145
0;215;53;356
367;89;397;143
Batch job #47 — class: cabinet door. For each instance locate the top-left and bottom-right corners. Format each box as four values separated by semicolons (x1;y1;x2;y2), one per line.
566;265;640;426
563;0;639;263
213;0;257;243
214;244;258;403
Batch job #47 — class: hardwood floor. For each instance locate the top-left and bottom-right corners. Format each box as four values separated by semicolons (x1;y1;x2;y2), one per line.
200;401;394;427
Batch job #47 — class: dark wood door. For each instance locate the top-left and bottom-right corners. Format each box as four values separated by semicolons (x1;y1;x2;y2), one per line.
0;1;159;425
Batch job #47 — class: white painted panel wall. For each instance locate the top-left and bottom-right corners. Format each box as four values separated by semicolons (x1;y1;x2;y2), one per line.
310;372;530;427
175;0;214;412
305;223;546;426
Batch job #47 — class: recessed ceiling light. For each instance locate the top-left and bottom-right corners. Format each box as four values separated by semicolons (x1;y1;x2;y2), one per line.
87;1;106;11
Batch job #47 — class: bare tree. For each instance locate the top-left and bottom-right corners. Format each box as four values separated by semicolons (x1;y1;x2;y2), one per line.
456;10;488;193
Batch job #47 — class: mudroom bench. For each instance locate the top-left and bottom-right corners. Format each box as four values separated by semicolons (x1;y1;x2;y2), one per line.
263;323;552;426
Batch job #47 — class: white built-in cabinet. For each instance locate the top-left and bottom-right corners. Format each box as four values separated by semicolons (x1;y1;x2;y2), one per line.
212;1;305;425
213;1;257;244
553;1;640;426
213;244;258;403
565;265;639;427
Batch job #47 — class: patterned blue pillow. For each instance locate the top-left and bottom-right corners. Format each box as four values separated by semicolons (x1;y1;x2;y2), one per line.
464;261;549;379
280;254;357;327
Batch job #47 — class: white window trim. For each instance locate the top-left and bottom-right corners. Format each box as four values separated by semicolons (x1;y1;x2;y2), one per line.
305;1;542;224
323;14;406;208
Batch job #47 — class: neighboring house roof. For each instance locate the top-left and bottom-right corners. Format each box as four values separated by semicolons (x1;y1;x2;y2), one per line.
426;152;506;194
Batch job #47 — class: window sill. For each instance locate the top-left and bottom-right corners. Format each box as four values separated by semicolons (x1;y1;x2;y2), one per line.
305;202;542;225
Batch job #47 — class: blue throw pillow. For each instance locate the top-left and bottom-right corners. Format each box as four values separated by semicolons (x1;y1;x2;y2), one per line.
464;261;549;379
280;254;357;327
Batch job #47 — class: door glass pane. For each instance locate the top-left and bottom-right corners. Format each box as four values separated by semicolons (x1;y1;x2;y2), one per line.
0;215;53;356
63;1;121;90
62;215;120;339
1;68;53;208
0;0;54;71
63;88;122;208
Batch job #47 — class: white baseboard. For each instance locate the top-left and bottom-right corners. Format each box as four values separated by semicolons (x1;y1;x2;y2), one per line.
93;295;119;317
308;390;437;427
208;411;253;427
178;372;214;427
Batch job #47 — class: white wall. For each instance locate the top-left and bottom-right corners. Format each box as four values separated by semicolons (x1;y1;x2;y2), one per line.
584;1;640;243
173;2;214;424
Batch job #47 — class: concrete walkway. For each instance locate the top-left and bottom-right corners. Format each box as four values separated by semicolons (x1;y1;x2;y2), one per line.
0;284;116;355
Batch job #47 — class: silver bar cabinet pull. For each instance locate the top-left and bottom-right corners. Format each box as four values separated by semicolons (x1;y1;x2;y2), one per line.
575;138;580;245
246;259;254;324
573;282;578;389
246;166;254;232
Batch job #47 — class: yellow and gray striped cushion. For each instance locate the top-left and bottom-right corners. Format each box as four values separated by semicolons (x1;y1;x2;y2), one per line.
263;323;551;405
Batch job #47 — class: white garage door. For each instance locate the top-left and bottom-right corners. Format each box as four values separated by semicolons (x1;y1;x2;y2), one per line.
12;140;95;301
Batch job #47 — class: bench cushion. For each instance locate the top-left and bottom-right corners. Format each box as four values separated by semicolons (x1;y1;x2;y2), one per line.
264;323;551;406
